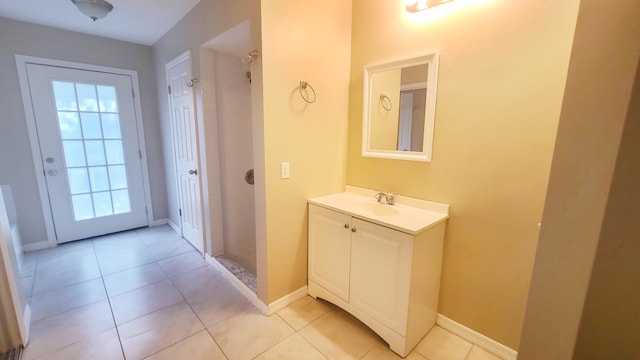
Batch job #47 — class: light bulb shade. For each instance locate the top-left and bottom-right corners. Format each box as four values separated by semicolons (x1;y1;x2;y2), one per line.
71;0;113;21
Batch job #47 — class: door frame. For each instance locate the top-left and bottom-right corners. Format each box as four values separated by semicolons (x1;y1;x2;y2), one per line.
15;55;154;249
164;50;207;253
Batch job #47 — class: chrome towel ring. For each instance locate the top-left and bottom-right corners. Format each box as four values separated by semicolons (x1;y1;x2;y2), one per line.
380;94;392;111
242;50;259;64
186;78;198;88
299;81;316;104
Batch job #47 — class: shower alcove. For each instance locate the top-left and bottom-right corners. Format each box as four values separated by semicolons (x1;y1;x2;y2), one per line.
200;20;258;293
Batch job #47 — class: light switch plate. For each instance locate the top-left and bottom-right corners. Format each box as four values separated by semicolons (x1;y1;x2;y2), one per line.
281;162;290;179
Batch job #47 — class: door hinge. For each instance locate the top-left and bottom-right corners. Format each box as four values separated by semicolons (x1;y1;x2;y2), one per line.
168;85;172;94
139;149;142;159
179;208;182;217
145;206;148;215
132;88;135;98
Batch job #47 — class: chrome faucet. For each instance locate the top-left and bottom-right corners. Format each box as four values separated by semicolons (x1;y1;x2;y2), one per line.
375;192;394;205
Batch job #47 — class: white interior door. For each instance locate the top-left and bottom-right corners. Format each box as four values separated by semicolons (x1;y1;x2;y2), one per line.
26;64;148;243
397;92;413;151
166;54;204;253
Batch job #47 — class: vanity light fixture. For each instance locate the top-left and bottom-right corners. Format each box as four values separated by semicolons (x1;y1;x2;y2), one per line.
71;0;114;21
405;0;453;12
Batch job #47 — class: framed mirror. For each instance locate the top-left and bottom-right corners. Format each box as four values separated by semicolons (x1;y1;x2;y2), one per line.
362;52;439;162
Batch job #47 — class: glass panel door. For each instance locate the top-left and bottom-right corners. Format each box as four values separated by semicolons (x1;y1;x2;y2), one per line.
25;63;148;243
53;81;131;221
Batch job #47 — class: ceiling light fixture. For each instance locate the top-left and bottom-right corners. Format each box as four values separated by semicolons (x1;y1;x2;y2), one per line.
405;0;453;12
71;0;114;21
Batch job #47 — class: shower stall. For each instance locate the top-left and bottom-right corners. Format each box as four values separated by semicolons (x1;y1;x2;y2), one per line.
200;21;258;293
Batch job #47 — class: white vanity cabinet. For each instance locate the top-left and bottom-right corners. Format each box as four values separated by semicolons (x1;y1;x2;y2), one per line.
308;189;448;358
308;205;352;302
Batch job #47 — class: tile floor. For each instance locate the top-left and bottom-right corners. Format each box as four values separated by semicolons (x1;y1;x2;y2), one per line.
19;225;501;360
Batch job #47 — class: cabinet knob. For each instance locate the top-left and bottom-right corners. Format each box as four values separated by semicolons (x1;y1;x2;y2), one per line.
351;228;356;233
344;224;349;229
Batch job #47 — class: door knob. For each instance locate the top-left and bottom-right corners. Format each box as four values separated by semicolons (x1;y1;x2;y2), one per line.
47;169;57;176
188;169;198;175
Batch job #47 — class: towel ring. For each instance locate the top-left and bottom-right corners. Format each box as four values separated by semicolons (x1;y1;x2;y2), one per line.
380;94;392;111
242;50;259;64
186;78;198;88
299;81;317;104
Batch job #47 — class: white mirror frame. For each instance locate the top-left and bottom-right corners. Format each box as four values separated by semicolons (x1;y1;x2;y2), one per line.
362;52;439;162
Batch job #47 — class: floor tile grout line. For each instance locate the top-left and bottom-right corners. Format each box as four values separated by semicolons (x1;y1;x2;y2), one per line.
28;248;42;300
133;256;221;358
203;329;231;360
90;238;128;360
294;331;331;360
281;308;336;360
247;312;333;360
28;243;106;321
120;228;217;359
248;327;296;360
25;226;190;359
104;269;169;299
25;251;39;303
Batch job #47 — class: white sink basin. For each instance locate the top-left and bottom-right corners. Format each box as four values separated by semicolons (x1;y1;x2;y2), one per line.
354;201;400;217
309;188;449;235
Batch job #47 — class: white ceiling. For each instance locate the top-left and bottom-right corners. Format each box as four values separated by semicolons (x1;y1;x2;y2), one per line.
0;0;202;46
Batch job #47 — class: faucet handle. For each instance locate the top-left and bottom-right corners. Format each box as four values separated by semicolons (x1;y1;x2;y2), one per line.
386;193;394;205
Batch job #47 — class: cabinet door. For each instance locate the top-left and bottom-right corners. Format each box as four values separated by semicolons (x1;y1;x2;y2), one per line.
350;218;413;335
308;205;352;302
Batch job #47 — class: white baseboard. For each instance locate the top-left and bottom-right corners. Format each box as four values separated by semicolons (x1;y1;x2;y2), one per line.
436;314;517;360
167;220;180;234
267;286;308;315
11;226;23;267
23;239;56;252
22;304;31;345
150;218;169;227
205;254;268;314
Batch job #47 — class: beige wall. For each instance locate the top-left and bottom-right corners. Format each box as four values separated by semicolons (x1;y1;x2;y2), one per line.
0;17;165;246
260;0;352;302
518;0;640;358
346;0;580;349
370;69;401;150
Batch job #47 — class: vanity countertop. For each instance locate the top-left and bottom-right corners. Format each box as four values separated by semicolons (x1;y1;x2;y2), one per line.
308;187;449;235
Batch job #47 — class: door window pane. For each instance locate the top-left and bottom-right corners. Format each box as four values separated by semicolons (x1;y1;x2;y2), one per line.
80;113;102;139
101;114;121;139
85;140;106;166
76;83;99;112
105;140;124;164
67;168;90;194
58;112;82;139
89;166;110;192
63;140;87;167
97;86;118;112
72;194;94;220
108;165;127;189
93;192;113;217
112;190;131;214
52;82;78;111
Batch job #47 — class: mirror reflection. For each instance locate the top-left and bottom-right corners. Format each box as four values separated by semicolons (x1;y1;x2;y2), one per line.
362;52;439;162
369;64;428;152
